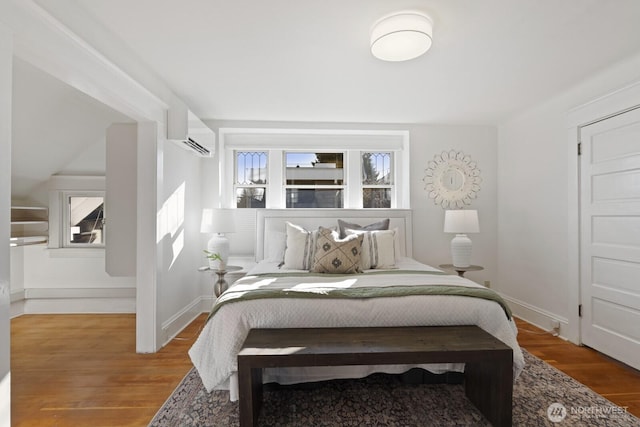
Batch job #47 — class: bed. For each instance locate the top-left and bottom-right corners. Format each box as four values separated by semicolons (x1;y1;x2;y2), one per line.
189;209;525;401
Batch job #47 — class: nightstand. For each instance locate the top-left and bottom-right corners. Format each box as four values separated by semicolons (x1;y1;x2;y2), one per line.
439;264;484;277
199;265;243;297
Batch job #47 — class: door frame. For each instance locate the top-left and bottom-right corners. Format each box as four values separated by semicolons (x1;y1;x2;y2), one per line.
566;80;640;344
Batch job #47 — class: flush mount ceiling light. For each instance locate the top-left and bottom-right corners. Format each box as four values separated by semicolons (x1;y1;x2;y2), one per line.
370;11;433;62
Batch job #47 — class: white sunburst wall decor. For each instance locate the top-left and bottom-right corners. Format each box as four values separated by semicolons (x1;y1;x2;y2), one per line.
423;150;482;209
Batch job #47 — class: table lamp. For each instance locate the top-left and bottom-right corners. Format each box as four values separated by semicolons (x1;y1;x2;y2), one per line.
201;208;236;270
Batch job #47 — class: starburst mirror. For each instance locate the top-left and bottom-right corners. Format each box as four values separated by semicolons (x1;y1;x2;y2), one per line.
423;150;482;208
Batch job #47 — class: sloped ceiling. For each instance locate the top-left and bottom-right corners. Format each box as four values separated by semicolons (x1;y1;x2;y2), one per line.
37;0;640;124
11;57;132;200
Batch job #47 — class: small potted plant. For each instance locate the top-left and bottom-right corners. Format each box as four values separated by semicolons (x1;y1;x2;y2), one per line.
204;250;225;271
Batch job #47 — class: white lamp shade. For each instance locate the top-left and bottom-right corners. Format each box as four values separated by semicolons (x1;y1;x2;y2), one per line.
444;210;479;234
201;208;236;234
371;11;433;62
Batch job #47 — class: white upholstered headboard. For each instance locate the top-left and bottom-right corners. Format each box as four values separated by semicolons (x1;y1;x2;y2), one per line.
255;209;413;261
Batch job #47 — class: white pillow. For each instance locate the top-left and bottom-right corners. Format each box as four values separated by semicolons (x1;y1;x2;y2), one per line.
283;222;318;270
392;227;404;259
346;228;396;269
264;230;286;262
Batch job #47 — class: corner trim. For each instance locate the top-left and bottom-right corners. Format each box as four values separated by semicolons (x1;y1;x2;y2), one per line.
500;293;568;339
161;296;203;346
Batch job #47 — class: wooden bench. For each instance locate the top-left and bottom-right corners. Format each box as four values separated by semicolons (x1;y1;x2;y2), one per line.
237;325;513;426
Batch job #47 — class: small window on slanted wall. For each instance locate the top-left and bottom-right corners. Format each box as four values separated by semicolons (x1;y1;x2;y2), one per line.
235;151;268;208
362;152;393;208
64;193;105;247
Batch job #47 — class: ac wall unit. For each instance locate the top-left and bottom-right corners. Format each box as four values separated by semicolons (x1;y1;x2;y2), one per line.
181;137;212;156
167;107;215;157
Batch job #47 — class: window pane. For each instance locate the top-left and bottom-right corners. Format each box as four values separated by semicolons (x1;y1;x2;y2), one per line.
236;188;266;208
68;196;104;244
363;188;391;209
362;152;392;185
286;152;344;185
236;151;267;184
286;189;343;208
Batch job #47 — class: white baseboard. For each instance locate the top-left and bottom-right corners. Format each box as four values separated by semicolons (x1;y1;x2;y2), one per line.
200;294;216;312
161;297;204;346
157;295;217;347
500;293;569;339
10;289;26;319
10;289;25;303
13;287;136;315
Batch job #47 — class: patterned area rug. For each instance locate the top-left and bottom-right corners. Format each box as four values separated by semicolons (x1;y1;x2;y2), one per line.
149;350;638;426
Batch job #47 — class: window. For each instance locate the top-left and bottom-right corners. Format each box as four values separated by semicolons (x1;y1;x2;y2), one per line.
220;128;410;209
285;152;344;208
63;193;105;247
362;152;392;208
235;151;267;208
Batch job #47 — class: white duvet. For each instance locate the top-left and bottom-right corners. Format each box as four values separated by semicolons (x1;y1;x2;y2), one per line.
189;258;525;401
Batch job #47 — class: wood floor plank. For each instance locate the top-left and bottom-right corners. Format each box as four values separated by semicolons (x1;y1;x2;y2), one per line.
10;314;640;426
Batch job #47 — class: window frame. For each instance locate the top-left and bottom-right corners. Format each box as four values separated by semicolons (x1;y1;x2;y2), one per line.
61;190;106;248
234;151;269;208
284;150;346;208
47;175;107;253
361;151;394;209
220;128;410;209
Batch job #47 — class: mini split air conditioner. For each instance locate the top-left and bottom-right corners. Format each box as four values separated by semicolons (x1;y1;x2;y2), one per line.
167;107;215;157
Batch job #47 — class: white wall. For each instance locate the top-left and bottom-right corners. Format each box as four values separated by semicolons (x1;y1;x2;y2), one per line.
9;246;24;320
156;140;205;344
19;246;135;313
409;124;497;285
205;119;498;285
497;51;640;332
0;23;12;427
60;136;107;176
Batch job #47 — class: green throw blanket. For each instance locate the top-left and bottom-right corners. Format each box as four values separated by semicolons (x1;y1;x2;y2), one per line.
207;270;512;321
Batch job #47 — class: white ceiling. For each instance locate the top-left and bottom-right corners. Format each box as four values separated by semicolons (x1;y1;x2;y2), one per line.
36;0;640;125
11;0;640;199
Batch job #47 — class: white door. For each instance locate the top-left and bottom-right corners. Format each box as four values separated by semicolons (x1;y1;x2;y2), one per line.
580;106;640;370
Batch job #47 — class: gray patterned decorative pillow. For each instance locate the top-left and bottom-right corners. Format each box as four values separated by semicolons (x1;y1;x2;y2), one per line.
337;218;390;239
311;227;363;274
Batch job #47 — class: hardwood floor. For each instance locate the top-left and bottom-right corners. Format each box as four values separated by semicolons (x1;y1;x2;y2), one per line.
515;318;640;418
11;314;200;427
10;314;640;426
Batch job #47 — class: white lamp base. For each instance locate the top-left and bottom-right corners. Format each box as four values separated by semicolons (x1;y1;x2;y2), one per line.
450;234;472;268
207;233;229;270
